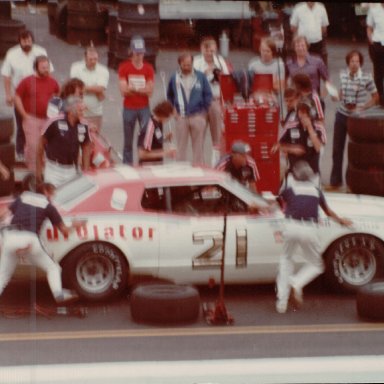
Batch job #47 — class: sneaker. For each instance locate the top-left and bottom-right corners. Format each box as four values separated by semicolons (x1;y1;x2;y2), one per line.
290;285;303;308
276;299;288;314
55;289;79;304
15;153;25;163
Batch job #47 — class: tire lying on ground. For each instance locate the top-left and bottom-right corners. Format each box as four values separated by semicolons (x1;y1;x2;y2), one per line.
348;108;384;143
346;164;384;197
356;281;384;320
0;114;14;144
348;141;384;168
130;284;200;324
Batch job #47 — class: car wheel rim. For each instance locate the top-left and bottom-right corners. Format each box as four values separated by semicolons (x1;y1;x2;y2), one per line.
337;248;376;286
76;253;115;294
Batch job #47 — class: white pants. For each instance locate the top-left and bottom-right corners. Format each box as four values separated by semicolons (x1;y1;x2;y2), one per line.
44;159;78;187
276;221;324;303
0;229;62;298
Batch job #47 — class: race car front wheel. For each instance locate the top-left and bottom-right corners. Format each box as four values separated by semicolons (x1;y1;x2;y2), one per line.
63;242;128;302
324;234;384;293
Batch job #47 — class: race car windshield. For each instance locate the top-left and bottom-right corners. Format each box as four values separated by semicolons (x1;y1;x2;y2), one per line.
53;176;98;210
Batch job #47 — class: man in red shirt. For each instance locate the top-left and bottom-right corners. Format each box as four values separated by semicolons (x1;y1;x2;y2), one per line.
14;55;59;172
118;35;154;164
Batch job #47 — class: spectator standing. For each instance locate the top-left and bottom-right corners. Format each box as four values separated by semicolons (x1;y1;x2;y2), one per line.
366;3;384;106
14;55;59;173
138;100;176;164
286;35;328;96
290;2;329;65
70;46;110;132
118;36;155;165
1;29;53;161
167;52;212;165
215;140;259;193
36;97;92;187
328;50;378;190
275;161;352;313
248;37;285;95
0;181;85;304
194;36;230;162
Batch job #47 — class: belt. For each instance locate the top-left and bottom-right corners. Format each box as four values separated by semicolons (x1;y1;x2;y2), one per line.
287;217;318;225
47;158;76;168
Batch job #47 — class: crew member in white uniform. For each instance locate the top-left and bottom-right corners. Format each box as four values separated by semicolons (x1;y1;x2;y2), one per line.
275;161;352;313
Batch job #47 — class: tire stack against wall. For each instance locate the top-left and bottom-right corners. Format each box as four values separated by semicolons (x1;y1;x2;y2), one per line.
66;0;108;46
115;0;160;70
347;108;384;196
47;0;68;39
0;114;15;196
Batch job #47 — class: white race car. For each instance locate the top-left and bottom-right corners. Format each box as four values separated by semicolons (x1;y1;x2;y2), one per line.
36;164;384;301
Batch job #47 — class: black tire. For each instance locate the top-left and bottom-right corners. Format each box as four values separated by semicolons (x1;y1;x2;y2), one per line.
348;109;384;143
66;28;107;46
116;19;160;39
0;143;15;168
118;1;160;21
0;170;14;197
67;11;108;30
62;242;128;302
346;165;384;197
47;0;59;35
0;1;11;20
0;114;14;144
56;1;68;39
356;281;384;320
348;141;384;168
0;19;26;43
67;0;98;13
324;234;384;293
130;284;200;324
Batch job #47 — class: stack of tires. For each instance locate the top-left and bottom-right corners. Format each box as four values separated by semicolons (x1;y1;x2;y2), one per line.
107;11;118;70
0;18;26;59
66;0;108;46
347;108;384;196
47;0;68;39
0;114;15;197
115;0;160;70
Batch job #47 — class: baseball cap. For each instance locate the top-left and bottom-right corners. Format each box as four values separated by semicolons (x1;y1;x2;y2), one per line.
130;35;146;54
231;140;251;154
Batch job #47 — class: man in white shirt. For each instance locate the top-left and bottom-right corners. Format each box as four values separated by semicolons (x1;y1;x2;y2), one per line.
366;3;384;106
70;46;110;132
194;36;230;164
290;2;329;65
1;29;53;160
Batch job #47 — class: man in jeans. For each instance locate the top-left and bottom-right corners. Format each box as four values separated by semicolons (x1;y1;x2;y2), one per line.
118;36;154;164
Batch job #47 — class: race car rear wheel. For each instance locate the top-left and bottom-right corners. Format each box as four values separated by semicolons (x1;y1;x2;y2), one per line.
63;242;128;301
324;234;384;293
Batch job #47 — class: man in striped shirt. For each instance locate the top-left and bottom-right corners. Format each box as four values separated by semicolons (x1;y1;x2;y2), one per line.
328;50;378;190
215;140;259;193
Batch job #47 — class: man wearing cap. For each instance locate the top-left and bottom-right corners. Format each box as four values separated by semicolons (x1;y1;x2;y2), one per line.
215;140;259;193
275;160;352;314
118;35;155;165
36;97;92;187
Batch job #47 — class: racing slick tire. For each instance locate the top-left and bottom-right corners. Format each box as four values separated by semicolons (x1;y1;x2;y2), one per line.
324;234;384;293
62;242;128;302
130;284;200;324
348;142;384;168
0;114;14;144
347;108;384;143
346;165;384;197
356;281;384;320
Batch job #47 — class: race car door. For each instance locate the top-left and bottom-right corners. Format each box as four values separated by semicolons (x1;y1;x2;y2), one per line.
157;184;255;285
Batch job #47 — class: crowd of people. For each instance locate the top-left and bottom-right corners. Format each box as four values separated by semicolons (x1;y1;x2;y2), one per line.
1;1;382;310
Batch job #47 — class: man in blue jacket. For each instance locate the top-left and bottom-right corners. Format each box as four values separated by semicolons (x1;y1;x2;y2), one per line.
167;52;212;165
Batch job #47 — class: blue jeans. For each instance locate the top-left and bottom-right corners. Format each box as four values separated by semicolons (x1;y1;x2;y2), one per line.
330;111;348;186
122;106;150;164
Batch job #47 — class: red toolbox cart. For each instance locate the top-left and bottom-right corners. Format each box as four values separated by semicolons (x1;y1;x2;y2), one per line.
220;74;280;194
